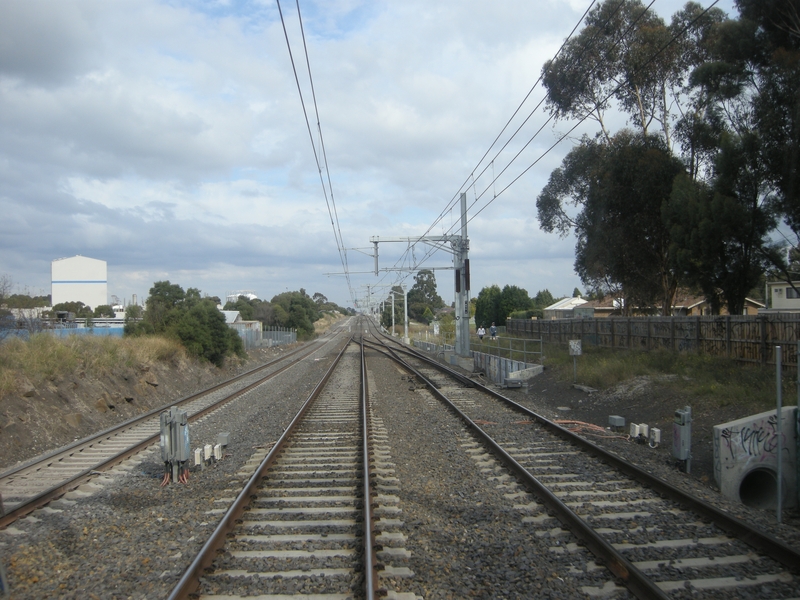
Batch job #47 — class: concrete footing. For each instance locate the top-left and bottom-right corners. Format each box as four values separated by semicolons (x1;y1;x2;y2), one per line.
448;354;475;371
473;351;542;386
713;407;797;509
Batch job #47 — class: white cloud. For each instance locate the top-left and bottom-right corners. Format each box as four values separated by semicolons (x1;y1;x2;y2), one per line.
0;0;738;307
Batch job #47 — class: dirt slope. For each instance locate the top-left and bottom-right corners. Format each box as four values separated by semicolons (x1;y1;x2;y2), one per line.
0;347;283;472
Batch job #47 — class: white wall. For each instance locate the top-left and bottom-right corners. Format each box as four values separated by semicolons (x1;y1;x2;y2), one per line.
51;255;108;309
769;282;800;310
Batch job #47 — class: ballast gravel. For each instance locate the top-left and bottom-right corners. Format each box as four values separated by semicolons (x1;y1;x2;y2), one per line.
366;351;618;599
1;331;799;600
0;337;345;599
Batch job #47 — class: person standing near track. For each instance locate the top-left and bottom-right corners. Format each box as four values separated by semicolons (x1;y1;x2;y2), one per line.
477;325;485;341
489;322;497;340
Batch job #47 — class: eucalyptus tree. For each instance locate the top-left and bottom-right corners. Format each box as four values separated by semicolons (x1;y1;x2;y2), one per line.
540;0;720;148
665;0;795;306
538;131;684;314
474;284;502;328
407;270;444;322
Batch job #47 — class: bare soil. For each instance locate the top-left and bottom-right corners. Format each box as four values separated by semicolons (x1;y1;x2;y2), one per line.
520;368;741;485
0;346;287;473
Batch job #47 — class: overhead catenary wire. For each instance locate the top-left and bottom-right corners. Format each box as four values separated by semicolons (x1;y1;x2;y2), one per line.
380;0;722;294
453;0;654;229
463;0;722;227
370;1;606;296
276;0;356;305
373;0;630;290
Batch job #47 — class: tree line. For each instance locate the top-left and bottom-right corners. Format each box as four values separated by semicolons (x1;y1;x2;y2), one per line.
379;270;446;330
536;0;799;316
375;269;567;331
474;286;564;328
124;282;353;366
1;273;353;364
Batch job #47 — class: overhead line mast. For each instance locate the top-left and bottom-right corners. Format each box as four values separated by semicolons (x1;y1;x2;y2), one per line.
371;192;471;360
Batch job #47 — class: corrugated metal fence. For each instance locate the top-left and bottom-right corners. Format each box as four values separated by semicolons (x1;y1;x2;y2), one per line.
507;314;800;367
235;326;297;351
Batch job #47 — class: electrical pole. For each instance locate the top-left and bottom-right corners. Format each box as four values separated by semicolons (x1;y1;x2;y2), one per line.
370;192;470;357
403;284;409;343
453;192;471;357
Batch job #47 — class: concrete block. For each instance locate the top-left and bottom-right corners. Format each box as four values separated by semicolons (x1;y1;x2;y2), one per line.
503;378;522;389
507;365;544;381
713;407;797;509
217;432;230;447
608;415;625;428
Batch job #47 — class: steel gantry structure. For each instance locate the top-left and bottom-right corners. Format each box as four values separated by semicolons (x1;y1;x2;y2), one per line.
370;193;471;358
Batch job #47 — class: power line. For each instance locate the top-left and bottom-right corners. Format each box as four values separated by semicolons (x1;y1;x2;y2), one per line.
376;0;628;283
463;0;722;227
381;0;722;287
276;0;355;305
371;1;608;292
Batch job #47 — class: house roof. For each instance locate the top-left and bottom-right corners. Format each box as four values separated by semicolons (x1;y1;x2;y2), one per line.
220;310;241;324
767;280;800;287
544;297;587;311
672;293;705;310
577;293;765;311
575;298;618;311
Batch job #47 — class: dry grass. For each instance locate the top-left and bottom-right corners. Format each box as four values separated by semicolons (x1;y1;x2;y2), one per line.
542;342;791;413
314;312;346;334
0;334;186;399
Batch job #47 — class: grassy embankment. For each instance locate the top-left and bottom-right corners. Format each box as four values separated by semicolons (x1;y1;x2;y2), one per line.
411;327;791;414
544;342;795;412
0;312;350;400
0;334;187;400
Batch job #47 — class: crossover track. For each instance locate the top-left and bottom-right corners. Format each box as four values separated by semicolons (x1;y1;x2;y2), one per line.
169;337;381;600
364;322;800;599
0;329;344;528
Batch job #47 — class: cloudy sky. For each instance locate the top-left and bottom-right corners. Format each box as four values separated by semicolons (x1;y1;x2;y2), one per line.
0;0;735;309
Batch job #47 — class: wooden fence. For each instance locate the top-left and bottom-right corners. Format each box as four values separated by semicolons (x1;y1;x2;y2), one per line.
506;314;800;367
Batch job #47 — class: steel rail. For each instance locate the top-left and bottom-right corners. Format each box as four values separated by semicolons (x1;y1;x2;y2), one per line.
0;335;338;529
366;328;800;572
0;339;322;481
365;334;670;599
168;336;352;600
359;335;378;600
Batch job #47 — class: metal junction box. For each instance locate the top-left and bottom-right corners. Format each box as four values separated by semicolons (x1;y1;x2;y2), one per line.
160;406;190;463
673;406;692;461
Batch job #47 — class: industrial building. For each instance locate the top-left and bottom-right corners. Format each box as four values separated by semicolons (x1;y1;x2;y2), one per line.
51;255;108;309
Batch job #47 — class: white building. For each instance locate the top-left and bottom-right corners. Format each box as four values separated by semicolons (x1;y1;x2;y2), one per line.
226;290;258;303
767;281;800;311
543;297;587;319
51;255;108;309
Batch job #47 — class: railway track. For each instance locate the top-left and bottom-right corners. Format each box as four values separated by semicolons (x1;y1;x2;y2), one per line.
0;328;344;528
2;316;798;598
170;336;415;600
364;324;800;599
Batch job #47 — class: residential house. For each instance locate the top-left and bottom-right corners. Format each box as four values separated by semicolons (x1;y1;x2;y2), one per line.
766;281;800;311
543;297;587;319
